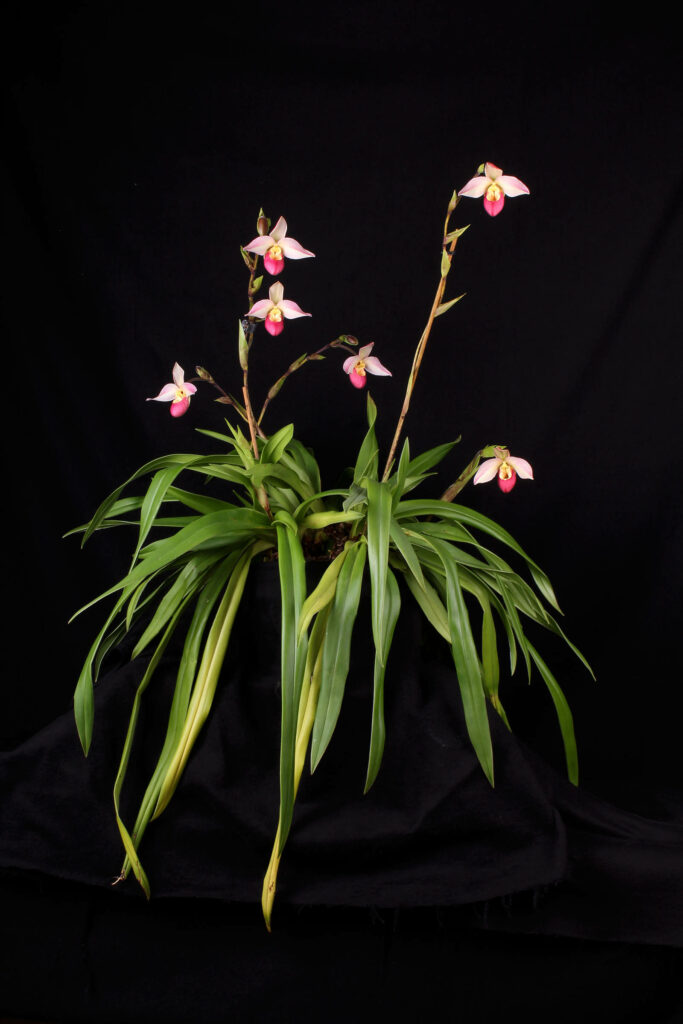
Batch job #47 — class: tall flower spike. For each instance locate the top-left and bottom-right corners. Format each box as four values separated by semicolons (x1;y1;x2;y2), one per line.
243;216;315;275
147;362;197;417
473;447;533;492
459;163;530;217
343;343;392;389
248;281;311;336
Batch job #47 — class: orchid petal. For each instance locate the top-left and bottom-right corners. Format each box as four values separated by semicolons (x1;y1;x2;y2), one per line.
279;236;315;259
458;175;488;198
147;383;178;402
507;456;533;479
343;355;357;374
243;235;274;255
183;382;198;396
265;319;284;337
249;298;274;318
498;471;517;493
357;343;374;359
269;281;284;304
473;458;502;484
264;253;284;276
498;175;530;197
269;216;287;242
363;356;392;377
484;162;503;180
483;194;505;217
278;299;311;319
170;396;191;417
350;370;366;389
172;362;185;386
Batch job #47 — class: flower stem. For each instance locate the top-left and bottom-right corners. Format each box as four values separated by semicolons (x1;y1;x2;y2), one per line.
381;195;463;481
257;337;354;427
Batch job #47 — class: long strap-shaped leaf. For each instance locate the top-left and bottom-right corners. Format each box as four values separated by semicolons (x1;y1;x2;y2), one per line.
119;552;241;883
364;566;401;792
112;594;193;896
395;499;560;612
71;509;271;620
274;513;308;854
527;641;579;785
430;537;494;785
153;541;265;817
365;479;393;666
310;540;367;770
263;600;331;930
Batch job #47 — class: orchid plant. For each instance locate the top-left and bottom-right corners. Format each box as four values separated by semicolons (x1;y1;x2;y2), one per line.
70;162;591;929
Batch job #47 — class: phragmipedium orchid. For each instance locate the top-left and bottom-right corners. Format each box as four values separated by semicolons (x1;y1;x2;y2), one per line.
343;343;392;388
72;174;592;935
243;216;315;275
248;281;311;336
459;162;530;217
473;446;534;492
146;362;197;417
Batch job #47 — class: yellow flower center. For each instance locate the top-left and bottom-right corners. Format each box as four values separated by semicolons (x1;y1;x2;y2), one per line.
485;183;502;202
174;387;187;401
268;244;283;260
268;307;283;323
498;461;513;480
354;360;366;376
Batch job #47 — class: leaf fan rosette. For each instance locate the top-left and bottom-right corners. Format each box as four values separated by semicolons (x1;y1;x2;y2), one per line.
68;176;591;929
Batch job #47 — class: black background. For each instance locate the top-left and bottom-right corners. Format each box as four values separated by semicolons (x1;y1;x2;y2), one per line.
4;3;683;1020
6;2;682;800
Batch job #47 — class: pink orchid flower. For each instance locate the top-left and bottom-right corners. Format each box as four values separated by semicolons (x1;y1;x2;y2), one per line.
243;216;315;276
147;362;197;418
343;343;392;389
473;447;533;493
458;162;530;217
248;281;311;337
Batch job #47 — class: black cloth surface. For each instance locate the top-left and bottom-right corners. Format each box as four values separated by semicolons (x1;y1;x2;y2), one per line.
2;567;681;947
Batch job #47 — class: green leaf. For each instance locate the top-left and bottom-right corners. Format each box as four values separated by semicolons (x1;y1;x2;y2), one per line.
113;593;192;896
165;486;234;515
527;642;579;785
71;509;271;619
274;514;308;852
431;537;494;785
261;423;295;465
406;441;459;478
396;499;561;612
353;394;379;484
298;546;349;641
435;293;466;317
154;541;265;817
402;569;451;643
389;438;411;507
311;541;367;769
120;553;238;882
74;592;127;754
132;465;190;567
132;552;219;658
365;479;393;665
364;567;401;792
389;520;425;591
480;595;500;697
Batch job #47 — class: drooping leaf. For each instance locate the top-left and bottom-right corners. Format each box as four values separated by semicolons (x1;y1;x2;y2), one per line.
431;537;494;785
311;540;367;769
365;479;393;665
365;567;401;792
527;642;579;785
